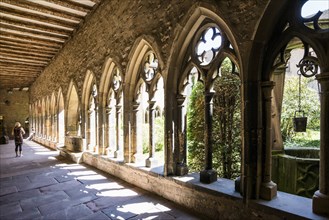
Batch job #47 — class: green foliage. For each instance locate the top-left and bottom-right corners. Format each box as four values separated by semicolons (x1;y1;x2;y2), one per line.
212;71;241;179
142;123;149;154
187;82;206;172
281;76;320;146
142;115;164;154
155;116;164;152
187;59;241;179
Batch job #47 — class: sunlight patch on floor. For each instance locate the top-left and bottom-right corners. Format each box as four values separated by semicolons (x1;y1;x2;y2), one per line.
97;188;138;197
86;182;124;191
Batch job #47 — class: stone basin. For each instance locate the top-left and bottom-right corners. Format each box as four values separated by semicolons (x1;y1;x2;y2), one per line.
272;147;319;198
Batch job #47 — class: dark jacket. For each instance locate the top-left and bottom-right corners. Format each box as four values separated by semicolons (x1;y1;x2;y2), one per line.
13;127;25;144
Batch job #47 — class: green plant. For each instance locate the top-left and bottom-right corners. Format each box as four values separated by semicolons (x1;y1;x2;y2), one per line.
187;59;241;179
154;116;164;152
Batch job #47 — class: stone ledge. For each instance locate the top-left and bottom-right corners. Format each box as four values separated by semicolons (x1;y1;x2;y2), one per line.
60;151;327;219
57;146;83;164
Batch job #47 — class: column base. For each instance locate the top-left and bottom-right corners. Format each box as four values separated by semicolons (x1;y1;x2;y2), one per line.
114;150;123;159
200;169;217;184
176;163;188;176
260;181;277;200
313;190;329;216
235;176;241;192
146;157;158;168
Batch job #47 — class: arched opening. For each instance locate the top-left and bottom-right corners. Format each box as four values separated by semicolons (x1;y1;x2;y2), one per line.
57;89;65;146
106;67;124;160
175;23;241;182
88;84;98;152
135;51;164;168
271;37;321;198
66;82;79;136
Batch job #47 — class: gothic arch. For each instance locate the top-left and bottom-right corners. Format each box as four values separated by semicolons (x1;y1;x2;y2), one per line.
165;5;242;178
50;92;57;142
125;36;165;104
125;37;165;167
99;57;123;107
99;58;125;158
246;0;329;207
57;87;65;145
82;70;98;152
66;80;80;137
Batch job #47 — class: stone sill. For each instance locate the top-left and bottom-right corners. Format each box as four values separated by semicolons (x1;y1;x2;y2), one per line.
59;149;327;219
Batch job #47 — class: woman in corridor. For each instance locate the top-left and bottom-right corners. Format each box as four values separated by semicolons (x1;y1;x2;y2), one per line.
12;122;25;157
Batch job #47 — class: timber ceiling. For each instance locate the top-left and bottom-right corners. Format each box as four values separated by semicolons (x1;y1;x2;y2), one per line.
0;0;101;90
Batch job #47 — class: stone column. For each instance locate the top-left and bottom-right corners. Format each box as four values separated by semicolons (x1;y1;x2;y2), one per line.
200;91;217;183
132;102;143;164
87;109;92;151
97;104;104;155
53;115;57;142
105;106;114;157
146;100;157;167
114;104;123;159
313;73;329;215
176;95;188;176
260;81;277;200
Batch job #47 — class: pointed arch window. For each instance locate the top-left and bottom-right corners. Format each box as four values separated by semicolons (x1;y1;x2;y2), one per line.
106;67;124;159
88;84;98;152
133;50;164;168
176;23;241;182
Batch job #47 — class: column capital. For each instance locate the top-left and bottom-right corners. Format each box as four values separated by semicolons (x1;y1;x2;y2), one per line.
176;94;186;106
148;100;156;109
261;81;275;88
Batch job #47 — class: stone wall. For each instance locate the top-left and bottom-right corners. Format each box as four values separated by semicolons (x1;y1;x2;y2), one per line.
29;0;268;100
0;89;29;139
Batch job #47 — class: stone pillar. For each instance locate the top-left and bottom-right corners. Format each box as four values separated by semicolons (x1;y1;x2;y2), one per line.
87;109;92;151
132;102;143;164
105;106;114;157
53;115;57;142
114;104;123;159
200;91;217;183
146;100;157;167
313;73;329;215
260;81;277;200
176;95;188;176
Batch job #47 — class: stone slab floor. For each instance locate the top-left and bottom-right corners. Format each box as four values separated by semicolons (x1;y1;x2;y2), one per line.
0;140;203;220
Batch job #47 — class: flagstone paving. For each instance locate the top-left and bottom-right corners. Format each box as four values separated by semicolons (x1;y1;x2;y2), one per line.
0;140;203;220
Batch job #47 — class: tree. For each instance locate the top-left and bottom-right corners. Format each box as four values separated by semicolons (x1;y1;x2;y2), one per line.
187;59;241;179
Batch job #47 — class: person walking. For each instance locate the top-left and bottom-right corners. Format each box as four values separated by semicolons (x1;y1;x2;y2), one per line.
12;122;25;157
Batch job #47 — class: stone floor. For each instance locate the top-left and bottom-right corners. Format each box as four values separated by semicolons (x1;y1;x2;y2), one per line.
0;140;203;220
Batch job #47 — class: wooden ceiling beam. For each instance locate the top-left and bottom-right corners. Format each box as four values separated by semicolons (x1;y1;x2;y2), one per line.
0;13;74;32
0;47;54;59
0;66;43;73
0;51;52;62
0;55;49;65
1;28;66;43
0;39;59;52
24;0;87;17
0;72;39;77
0;35;62;49
0;45;57;56
0;2;81;26
61;0;96;9
0;0;101;89
0;59;47;67
0;21;70;39
0;70;41;76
